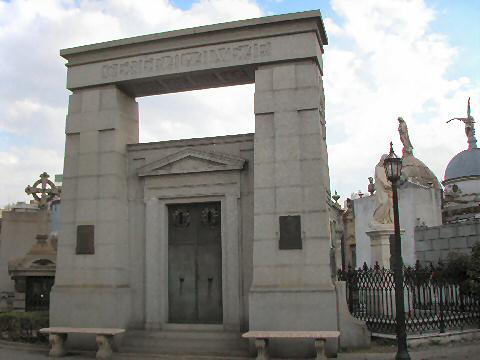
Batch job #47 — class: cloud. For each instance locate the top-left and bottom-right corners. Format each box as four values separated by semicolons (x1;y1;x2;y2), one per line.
0;0;261;207
139;85;254;143
324;0;479;199
0;0;478;209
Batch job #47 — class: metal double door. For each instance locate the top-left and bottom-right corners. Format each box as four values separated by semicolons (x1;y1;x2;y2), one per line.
168;202;222;324
25;276;54;311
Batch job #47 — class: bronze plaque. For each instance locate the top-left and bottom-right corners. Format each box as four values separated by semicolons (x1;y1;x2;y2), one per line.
76;225;95;254
279;215;302;250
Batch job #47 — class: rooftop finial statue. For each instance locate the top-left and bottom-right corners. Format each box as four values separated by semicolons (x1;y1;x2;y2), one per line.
447;97;477;149
398;117;413;156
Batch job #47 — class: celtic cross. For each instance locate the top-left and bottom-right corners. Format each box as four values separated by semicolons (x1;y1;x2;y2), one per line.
25;172;60;208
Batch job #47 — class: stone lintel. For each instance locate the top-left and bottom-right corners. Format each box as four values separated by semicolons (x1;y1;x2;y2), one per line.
60;12;327;94
60;11;327;62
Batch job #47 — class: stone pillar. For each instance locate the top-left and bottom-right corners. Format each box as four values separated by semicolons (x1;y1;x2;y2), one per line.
50;85;138;328
249;60;337;354
145;197;161;330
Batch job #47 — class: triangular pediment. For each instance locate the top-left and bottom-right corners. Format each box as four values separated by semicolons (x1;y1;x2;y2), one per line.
137;148;246;177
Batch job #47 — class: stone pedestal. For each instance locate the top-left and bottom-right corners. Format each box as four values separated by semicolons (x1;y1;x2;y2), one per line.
366;227;408;318
366;227;405;268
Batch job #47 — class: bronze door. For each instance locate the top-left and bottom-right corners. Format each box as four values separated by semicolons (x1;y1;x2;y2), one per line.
168;202;222;323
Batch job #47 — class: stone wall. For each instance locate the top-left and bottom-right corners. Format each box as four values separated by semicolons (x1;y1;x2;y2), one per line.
415;220;480;264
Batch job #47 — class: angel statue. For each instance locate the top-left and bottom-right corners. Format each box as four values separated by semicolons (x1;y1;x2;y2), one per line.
447;97;477;149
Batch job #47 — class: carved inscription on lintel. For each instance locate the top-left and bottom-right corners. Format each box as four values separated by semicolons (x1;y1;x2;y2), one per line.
101;40;272;80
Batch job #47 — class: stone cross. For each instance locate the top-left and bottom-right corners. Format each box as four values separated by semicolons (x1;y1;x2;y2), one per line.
25;172;60;208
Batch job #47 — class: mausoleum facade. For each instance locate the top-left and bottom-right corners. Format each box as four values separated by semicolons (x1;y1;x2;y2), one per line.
47;11;363;356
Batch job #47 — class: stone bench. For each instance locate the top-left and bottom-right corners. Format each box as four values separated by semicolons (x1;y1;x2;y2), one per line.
39;327;125;359
242;330;340;360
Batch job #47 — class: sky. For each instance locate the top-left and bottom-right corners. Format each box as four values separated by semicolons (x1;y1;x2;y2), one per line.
0;0;479;207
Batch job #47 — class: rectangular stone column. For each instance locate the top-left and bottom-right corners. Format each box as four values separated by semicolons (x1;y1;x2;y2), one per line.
50;85;138;328
249;60;337;350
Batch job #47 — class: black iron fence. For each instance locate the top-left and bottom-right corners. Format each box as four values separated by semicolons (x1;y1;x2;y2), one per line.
337;262;480;334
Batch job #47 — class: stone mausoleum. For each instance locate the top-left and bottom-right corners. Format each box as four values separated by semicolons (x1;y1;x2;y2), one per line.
50;11;366;357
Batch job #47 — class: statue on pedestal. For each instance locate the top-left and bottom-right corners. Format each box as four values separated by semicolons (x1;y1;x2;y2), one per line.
370;154;394;228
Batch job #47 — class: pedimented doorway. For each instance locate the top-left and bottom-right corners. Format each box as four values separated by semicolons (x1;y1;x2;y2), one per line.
168;202;222;324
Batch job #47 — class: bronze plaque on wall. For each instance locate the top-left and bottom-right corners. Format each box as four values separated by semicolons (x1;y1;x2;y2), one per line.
279;215;302;250
76;225;95;254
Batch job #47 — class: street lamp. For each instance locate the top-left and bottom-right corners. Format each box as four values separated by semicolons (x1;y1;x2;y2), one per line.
383;142;411;360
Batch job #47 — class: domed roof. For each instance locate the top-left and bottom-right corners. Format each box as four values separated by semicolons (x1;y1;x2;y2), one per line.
444;148;480;181
402;154;440;188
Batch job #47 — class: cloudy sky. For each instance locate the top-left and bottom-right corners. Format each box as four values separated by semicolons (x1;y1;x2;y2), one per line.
0;0;478;207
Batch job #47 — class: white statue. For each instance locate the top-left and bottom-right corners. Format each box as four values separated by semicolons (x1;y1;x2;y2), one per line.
398;117;413;156
370;154;394;227
447;97;477;149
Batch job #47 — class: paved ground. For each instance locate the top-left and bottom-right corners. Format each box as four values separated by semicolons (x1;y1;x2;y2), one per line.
1;339;480;359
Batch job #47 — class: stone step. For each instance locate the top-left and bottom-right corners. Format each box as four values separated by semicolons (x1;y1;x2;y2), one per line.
117;352;250;360
120;329;250;357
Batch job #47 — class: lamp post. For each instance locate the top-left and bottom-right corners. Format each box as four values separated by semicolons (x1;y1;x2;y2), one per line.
383;142;410;360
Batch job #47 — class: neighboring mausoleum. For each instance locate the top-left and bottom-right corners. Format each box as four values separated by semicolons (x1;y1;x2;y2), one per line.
0;173;60;312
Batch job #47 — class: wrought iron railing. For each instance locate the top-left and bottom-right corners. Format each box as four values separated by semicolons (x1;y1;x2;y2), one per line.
337;262;480;334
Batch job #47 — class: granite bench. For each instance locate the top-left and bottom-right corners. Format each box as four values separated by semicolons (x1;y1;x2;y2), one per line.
242;330;340;360
39;327;125;359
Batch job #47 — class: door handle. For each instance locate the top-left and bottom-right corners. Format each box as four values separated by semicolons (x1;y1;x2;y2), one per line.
179;276;184;293
207;277;213;295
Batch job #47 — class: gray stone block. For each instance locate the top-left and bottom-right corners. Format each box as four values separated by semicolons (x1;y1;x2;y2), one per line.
449;236;467;249
425;228;440;240
432;238;449;250
457;248;472;256
296;61;320;88
414;229;425;241
459;224;477;236
440;226;457;238
255;67;273;91
424;251;437;262
273;63;296;90
255;113;274;137
440;250;452;260
416;251;425;261
467;236;480;247
415;239;431;252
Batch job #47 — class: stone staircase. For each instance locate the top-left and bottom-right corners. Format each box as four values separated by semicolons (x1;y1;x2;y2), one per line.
119;327;250;359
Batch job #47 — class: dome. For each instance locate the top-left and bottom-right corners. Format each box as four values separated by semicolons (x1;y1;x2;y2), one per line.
444;148;480;182
401;154;440;188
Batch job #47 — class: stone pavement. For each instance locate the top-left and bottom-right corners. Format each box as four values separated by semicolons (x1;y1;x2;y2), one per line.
1;340;480;359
